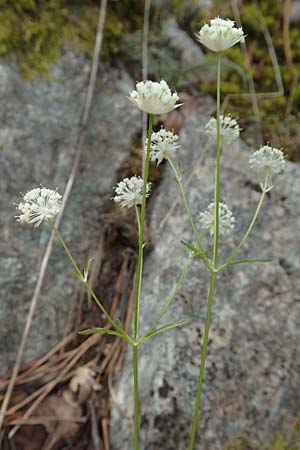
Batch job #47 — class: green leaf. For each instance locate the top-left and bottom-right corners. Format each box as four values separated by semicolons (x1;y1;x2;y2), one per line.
69;271;84;282
228;258;272;267
141;319;189;344
78;327;124;338
116;319;125;332
181;241;207;257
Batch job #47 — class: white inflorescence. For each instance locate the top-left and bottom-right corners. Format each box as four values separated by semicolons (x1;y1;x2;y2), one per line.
129;80;180;115
113;176;151;208
196;17;245;52
199;201;236;236
145;128;180;164
249;145;286;179
205;115;240;145
16;187;62;227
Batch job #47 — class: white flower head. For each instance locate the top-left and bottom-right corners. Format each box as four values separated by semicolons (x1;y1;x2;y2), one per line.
249;145;286;180
145;128;180;165
205;115;241;145
199;201;235;236
16;187;62;227
129;80;180;115
113;176;151;208
196;17;245;52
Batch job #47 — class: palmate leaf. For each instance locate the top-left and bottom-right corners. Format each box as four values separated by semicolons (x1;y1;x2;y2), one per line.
140;319;189;345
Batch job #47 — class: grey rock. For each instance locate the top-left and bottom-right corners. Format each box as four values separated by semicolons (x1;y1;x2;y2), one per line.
0;51;139;375
111;114;300;449
161;17;205;67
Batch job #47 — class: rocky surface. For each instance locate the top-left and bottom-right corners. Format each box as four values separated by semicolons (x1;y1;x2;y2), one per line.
0;51;140;375
111;114;300;449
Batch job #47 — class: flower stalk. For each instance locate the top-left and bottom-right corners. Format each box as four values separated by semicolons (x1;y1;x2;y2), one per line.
132;113;153;450
49;220;120;332
188;51;222;450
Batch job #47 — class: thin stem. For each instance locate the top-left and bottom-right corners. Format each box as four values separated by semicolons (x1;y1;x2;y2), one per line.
199;225;213;242
188;272;217;450
131;114;153;450
134;203;141;235
188;53;222;450
133;345;139;450
166;154;213;272
145;256;193;337
212;52;222;269
133;114;153;341
222;169;270;266
50;221;119;331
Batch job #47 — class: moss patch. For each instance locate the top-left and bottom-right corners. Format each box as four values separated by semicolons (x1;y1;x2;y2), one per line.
0;0;144;79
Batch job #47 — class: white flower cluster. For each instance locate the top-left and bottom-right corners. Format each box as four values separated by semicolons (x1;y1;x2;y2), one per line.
205;115;240;145
129;80;180;115
199;201;235;236
113;176;151;208
249;145;286;179
145;128;180;165
196;17;245;52
16;187;62;227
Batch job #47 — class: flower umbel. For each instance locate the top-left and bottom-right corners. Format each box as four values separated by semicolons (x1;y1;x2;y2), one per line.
205;115;240;145
249;145;286;181
199;201;235;236
113;176;151;208
196;17;245;52
16;187;62;227
129;80;180;115
145;128;180;165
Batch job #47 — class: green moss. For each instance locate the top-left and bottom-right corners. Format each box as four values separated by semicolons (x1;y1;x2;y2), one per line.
224;425;300;450
0;0;144;79
0;0;68;79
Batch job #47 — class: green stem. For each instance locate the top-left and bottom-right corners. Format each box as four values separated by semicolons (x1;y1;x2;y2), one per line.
212;52;222;268
132;114;153;450
166;155;213;272
188;53;222;450
222;169;270;267
50;221;119;331
145;256;193;337
188;272;217;450
133;345;139;450
133;114;153;342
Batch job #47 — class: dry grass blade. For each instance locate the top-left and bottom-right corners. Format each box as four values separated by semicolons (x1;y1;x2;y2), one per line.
89;400;102;450
283;0;298;116
8;334;104;438
231;0;262;143
0;0;108;432
222;0;284;112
